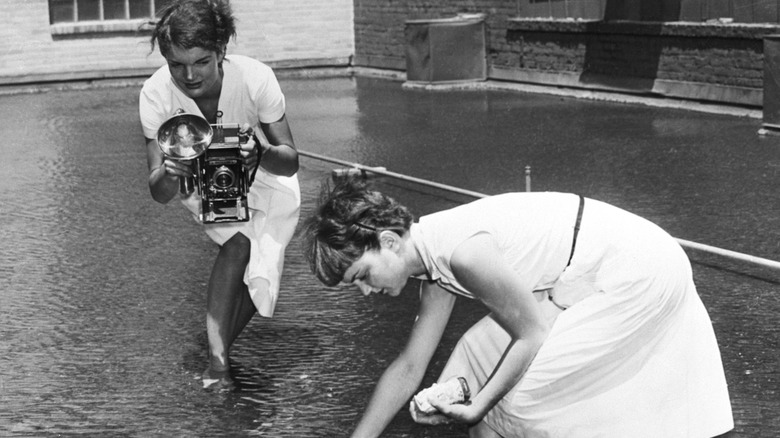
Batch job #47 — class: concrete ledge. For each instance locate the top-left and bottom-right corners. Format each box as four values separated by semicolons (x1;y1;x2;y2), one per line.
488;66;761;118
352;66;407;81
266;56;352;70
488;68;761;107
353;54;406;71
653;79;762;107
0;57;353;88
0;67;160;86
0;77;150;96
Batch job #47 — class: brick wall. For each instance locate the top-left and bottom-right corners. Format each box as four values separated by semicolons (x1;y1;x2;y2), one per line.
499;20;776;106
0;0;353;85
502;21;768;87
352;0;780;106
353;0;516;70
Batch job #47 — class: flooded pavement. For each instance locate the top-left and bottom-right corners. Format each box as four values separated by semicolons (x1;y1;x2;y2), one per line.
0;76;778;437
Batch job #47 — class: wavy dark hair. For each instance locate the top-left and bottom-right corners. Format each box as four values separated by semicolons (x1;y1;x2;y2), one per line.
302;176;415;287
150;0;237;57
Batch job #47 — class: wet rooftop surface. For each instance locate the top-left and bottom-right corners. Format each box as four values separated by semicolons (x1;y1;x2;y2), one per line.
0;76;778;436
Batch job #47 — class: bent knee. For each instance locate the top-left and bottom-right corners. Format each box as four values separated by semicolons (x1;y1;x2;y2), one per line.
220;233;251;262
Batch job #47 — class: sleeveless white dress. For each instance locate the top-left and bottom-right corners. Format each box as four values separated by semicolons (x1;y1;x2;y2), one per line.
410;192;732;437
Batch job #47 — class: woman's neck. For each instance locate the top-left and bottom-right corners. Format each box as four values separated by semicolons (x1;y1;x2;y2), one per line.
404;227;428;277
196;67;223;124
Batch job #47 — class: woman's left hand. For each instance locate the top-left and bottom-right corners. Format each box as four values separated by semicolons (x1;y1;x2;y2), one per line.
238;123;262;170
410;397;487;426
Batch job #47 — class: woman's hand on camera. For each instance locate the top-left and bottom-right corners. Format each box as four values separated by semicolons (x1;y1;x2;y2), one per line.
238;121;298;177
162;158;192;179
239;123;262;170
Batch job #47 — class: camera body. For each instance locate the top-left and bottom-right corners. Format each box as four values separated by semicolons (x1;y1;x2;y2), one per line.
195;123;250;224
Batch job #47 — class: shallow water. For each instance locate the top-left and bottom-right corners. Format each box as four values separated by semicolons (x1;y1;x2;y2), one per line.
0;77;777;436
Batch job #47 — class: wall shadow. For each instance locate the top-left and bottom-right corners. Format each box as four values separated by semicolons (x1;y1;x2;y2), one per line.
578;0;682;92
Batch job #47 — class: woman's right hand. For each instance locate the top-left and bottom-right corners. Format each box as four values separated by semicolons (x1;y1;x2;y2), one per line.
146;137;186;204
161;158;193;179
409;401;452;426
150;157;192;204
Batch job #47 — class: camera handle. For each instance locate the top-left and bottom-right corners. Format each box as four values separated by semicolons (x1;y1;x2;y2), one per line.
239;127;262;187
180;175;195;195
177;158;199;195
171;157;197;195
248;139;262;186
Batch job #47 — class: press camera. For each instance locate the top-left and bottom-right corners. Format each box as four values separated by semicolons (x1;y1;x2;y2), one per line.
157;111;253;224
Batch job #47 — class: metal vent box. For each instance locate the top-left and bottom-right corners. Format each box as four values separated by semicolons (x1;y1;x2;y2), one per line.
405;16;487;84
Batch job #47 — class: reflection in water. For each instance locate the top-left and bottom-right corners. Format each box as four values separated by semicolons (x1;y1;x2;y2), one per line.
0;78;777;436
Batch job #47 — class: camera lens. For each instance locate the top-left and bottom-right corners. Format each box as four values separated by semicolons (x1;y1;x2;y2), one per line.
213;166;235;189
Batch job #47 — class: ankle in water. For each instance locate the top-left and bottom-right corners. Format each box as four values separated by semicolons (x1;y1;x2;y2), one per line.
202;365;234;391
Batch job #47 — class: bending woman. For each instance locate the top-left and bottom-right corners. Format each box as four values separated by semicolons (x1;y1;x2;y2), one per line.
139;0;300;389
302;177;732;437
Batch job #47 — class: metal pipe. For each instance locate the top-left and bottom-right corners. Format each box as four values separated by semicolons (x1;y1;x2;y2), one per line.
299;150;488;199
298;149;780;272
676;238;780;271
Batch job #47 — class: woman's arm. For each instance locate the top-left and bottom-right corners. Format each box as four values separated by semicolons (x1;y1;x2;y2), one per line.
351;282;457;438
255;114;299;177
145;137;192;204
432;233;549;424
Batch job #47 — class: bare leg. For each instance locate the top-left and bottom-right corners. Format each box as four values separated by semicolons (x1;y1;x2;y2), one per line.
203;232;257;387
469;421;503;438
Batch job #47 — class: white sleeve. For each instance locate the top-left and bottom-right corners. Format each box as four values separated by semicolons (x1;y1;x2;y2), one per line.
139;75;171;140
251;63;286;124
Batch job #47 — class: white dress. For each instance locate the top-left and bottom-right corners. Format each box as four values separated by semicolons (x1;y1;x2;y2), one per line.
410;192;733;437
139;55;300;317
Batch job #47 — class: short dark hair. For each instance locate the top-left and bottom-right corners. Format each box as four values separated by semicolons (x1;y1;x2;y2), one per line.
302;177;414;287
151;0;237;58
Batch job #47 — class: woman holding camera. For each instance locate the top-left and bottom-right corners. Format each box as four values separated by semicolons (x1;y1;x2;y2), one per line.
302;177;733;437
139;0;300;390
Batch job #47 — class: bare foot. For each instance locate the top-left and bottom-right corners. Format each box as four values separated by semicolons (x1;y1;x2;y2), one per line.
202;365;234;392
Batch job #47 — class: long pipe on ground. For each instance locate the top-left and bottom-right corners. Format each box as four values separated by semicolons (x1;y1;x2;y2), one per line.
298;150;780;272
